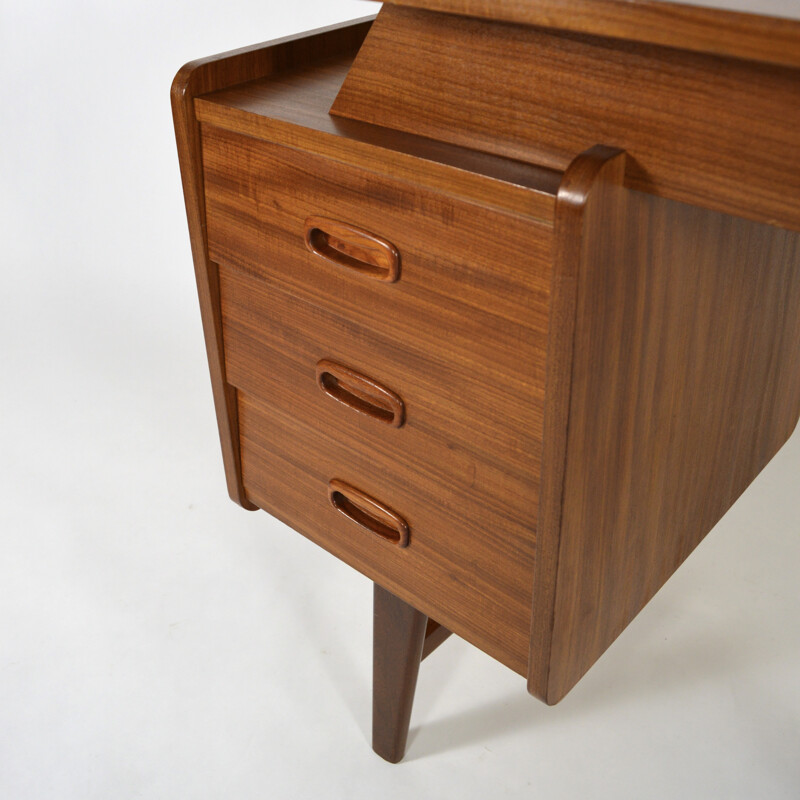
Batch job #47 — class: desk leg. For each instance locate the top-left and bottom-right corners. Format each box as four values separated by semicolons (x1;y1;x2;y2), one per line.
372;583;452;762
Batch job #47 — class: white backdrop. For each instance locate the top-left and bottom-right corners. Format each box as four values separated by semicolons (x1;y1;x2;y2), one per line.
1;2;798;798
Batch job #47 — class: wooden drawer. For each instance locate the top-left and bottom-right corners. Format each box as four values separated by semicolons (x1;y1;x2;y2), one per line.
220;262;537;673
220;260;540;485
202;125;552;397
237;389;534;675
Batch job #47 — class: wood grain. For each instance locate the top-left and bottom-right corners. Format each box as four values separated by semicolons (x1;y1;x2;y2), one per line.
193;56;559;222
332;4;800;231
367;0;800;69
201;125;553;420
329;479;410;548
222;264;537;674
304;216;402;283
238;388;534;674
220;263;537;535
171;17;374;507
372;584;428;762
529;146;627;703
532;153;800;703
179;8;800;733
316;359;406;428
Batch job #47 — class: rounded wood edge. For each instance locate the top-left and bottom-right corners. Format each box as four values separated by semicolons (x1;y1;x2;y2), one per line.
172;19;377;514
555;145;627;210
527;145;628;704
171;15;377;105
228;484;259;511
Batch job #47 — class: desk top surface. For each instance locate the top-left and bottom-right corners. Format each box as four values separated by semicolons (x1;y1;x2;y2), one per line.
372;0;800;68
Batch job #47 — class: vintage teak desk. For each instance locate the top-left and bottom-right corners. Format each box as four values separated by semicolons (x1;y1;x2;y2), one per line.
173;0;800;762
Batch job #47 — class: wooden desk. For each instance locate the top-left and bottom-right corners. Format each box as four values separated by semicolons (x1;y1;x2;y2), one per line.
172;0;800;762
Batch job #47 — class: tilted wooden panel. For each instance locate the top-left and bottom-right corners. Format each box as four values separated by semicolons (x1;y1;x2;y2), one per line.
193;55;561;219
367;0;800;69
332;5;800;231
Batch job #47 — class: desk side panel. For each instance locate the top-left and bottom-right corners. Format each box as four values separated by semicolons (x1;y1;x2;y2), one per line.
535;183;800;703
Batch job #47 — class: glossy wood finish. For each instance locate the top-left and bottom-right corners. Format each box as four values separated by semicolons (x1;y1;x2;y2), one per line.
237;383;533;671
329;479;410;548
369;0;800;69
224;263;537;673
316;360;405;428
200;127;553;377
305;217;401;283
530;146;627;703
219;267;538;536
372;583;428;763
201;129;551;641
171;17;374;507
175;5;800;760
333;4;800;231
532;154;800;703
194;56;559;222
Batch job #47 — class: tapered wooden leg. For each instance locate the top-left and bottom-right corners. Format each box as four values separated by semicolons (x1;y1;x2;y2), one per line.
372;583;428;762
372;583;454;761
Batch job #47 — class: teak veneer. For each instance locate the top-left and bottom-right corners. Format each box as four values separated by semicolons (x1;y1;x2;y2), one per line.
173;0;800;762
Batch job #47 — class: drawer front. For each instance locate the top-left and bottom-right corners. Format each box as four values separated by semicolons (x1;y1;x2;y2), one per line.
206;126;553;675
202;124;552;401
238;389;534;676
221;265;539;487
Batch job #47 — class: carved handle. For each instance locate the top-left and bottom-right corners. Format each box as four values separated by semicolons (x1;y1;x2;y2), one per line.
316;360;405;427
328;480;409;547
304;216;401;282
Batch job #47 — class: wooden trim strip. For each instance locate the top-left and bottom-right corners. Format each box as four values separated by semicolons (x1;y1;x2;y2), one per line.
528;146;627;703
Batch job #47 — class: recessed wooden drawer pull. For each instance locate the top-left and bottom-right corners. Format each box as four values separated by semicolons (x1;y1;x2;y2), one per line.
304;216;401;282
316;360;405;427
328;480;410;547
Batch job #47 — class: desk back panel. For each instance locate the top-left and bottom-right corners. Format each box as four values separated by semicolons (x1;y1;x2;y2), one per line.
332;4;800;232
534;149;800;702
